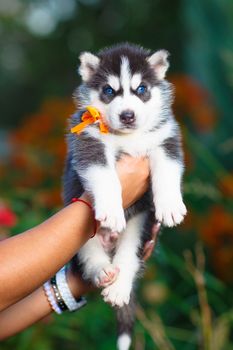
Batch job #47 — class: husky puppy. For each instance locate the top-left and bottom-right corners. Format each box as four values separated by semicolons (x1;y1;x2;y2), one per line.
63;43;186;350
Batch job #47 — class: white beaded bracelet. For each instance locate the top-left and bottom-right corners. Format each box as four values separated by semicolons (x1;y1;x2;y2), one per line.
56;267;87;312
43;281;63;314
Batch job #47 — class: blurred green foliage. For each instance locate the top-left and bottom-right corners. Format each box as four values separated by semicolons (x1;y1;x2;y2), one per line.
0;0;232;349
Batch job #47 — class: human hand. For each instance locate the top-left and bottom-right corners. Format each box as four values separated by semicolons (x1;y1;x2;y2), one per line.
66;266;95;299
116;155;150;209
143;222;161;261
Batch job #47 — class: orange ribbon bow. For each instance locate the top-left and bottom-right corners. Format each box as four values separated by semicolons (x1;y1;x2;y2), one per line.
71;106;109;135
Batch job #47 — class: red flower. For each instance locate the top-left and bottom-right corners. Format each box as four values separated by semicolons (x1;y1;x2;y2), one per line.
0;205;17;227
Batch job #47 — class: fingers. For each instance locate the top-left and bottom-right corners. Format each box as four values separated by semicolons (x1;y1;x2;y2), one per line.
151;222;161;240
143;222;161;261
143;240;155;261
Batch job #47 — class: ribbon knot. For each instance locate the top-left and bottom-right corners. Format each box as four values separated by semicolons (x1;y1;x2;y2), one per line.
71;106;108;135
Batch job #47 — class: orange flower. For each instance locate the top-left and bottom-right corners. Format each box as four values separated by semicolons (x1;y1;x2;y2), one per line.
0;164;6;179
179;210;196;231
7;97;75;191
199;206;233;281
191;104;217;132
211;247;233;282
200;206;233;247
219;173;233;198
171;75;207;111
171;74;217;132
36;188;63;208
11;99;74;147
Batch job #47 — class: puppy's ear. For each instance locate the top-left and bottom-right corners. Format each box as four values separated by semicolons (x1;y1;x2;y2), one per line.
147;50;169;80
78;52;100;82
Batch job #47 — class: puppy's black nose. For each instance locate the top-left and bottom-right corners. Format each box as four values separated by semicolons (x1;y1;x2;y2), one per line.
119;110;135;125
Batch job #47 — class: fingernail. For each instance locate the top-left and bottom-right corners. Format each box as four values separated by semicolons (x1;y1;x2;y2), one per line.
149;240;155;245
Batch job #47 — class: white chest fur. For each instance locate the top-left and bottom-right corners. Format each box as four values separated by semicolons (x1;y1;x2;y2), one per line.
87;121;174;157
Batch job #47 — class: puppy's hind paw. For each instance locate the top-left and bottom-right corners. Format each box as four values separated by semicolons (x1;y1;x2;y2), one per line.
94;265;120;288
101;280;131;308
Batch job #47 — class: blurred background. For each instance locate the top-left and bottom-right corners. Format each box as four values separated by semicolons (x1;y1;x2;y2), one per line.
0;0;232;349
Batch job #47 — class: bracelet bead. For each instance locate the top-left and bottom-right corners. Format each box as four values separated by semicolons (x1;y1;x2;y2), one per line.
43;281;62;314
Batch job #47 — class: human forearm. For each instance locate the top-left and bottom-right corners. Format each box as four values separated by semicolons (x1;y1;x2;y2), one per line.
0;287;51;339
0;194;96;311
0;269;91;340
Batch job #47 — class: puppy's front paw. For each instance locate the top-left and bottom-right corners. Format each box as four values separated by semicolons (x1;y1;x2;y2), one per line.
101;279;131;308
95;201;126;232
155;193;187;227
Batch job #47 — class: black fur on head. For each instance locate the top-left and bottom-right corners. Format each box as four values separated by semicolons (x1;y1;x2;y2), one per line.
78;42;169;89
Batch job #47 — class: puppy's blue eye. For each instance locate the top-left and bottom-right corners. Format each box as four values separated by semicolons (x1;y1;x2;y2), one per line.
136;85;147;95
103;86;114;96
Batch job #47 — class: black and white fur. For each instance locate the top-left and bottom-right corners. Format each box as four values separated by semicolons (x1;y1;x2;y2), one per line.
63;43;187;350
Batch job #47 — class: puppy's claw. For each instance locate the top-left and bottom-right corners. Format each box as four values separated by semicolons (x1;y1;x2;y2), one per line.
155;195;187;227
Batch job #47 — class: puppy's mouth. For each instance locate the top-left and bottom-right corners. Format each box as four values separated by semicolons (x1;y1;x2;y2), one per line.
110;124;137;134
119;124;137;130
